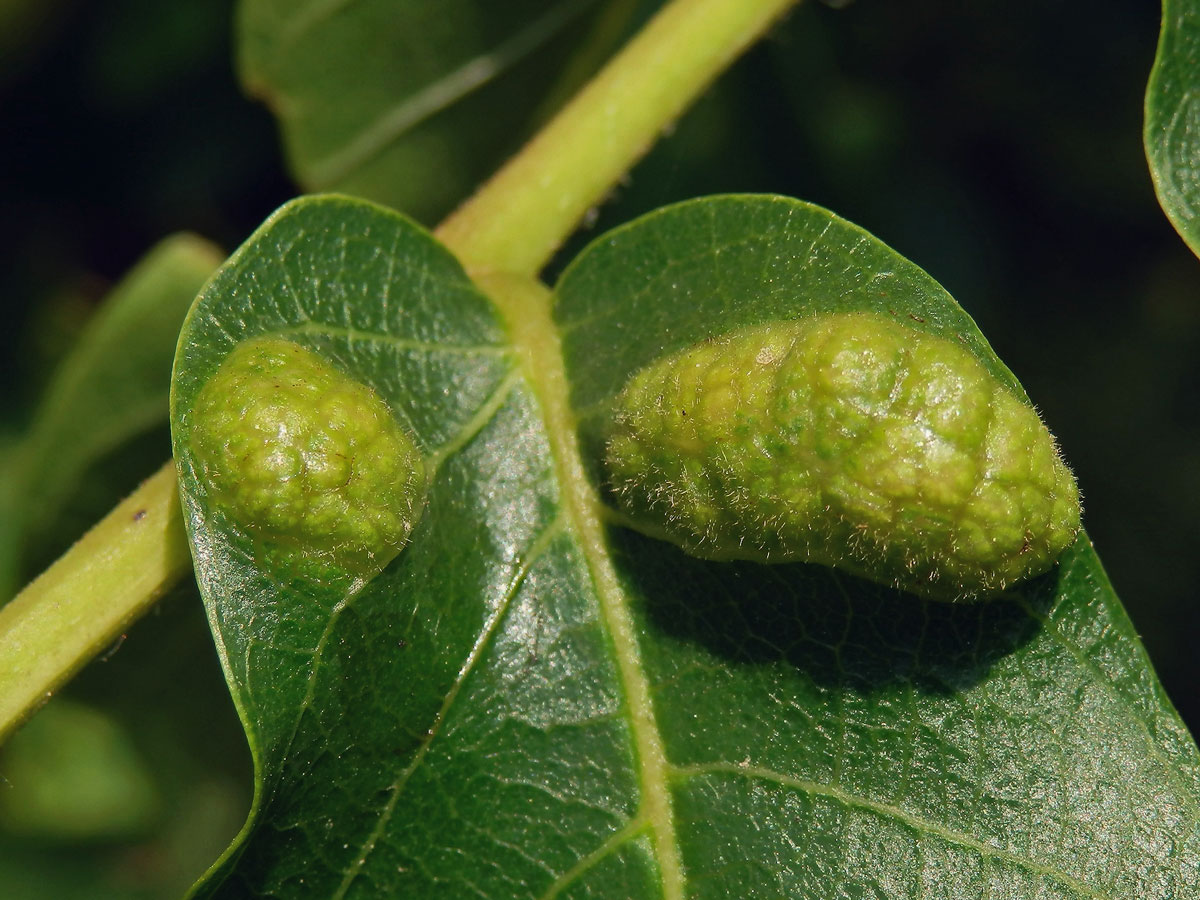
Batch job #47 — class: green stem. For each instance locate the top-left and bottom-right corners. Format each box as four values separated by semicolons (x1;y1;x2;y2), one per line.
0;462;191;742
437;0;798;276
0;0;800;743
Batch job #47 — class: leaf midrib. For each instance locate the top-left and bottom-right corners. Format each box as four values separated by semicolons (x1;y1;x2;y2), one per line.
474;264;1198;900
479;272;686;900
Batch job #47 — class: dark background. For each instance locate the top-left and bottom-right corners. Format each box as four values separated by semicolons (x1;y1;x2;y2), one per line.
1;0;1196;896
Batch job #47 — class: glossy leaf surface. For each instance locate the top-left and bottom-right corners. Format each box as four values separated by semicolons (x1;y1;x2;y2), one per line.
176;194;1200;898
1145;0;1200;257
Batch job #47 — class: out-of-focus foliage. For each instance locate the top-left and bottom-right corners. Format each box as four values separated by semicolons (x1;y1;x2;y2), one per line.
0;585;248;900
237;0;662;223
0;235;221;599
0;0;1196;897
1145;0;1200;258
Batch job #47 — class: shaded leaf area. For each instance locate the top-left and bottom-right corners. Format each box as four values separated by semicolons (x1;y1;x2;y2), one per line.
237;0;657;223
0;234;222;600
1145;0;1200;258
555;196;1200;896
176;195;1199;899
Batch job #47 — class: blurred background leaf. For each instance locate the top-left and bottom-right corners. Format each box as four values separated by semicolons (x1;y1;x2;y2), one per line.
0;234;222;600
0;698;163;840
0;582;249;900
0;0;1197;897
237;0;665;223
1145;0;1200;258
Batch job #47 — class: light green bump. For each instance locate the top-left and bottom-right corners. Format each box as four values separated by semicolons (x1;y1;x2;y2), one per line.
605;311;1081;601
189;337;426;581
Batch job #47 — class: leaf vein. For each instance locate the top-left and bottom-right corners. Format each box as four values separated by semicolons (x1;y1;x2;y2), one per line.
671;762;1116;900
536;819;648;900
475;272;687;898
332;516;567;899
269;320;509;355
306;0;602;187
1016;587;1200;829
426;367;522;476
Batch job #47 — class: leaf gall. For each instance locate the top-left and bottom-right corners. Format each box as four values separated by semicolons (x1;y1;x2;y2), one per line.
605;312;1081;600
189;337;426;582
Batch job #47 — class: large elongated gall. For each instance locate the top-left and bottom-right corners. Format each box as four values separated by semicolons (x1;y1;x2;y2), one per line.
605;312;1080;600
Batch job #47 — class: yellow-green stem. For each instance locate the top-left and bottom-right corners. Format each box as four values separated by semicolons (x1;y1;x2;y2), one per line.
437;0;797;276
0;462;190;742
0;0;801;743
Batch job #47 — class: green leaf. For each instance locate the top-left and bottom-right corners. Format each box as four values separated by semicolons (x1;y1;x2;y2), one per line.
237;0;646;222
176;194;1200;898
0;234;222;599
1145;0;1200;258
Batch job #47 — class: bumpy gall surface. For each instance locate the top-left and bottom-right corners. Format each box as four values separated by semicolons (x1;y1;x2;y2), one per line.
190;337;426;579
605;311;1081;600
